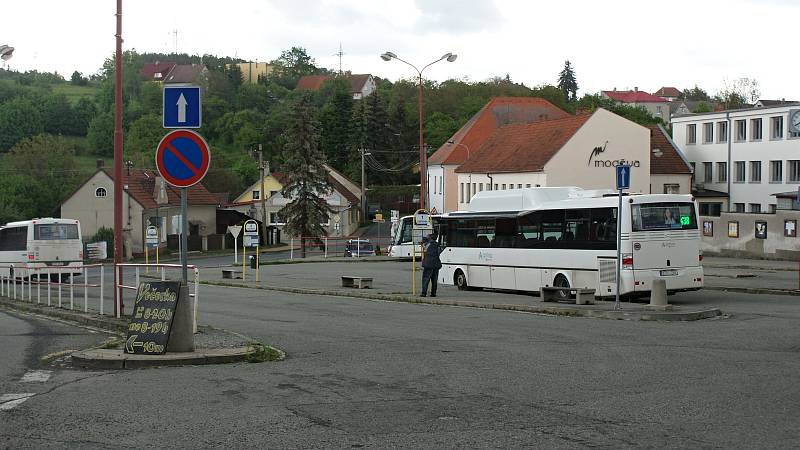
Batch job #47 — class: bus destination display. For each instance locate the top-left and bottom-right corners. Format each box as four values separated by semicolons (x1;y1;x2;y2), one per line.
125;281;182;355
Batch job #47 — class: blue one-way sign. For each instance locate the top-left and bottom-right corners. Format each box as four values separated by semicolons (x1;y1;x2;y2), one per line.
616;164;631;190
163;85;201;128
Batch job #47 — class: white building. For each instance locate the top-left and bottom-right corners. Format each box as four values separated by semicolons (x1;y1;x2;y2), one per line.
671;103;800;214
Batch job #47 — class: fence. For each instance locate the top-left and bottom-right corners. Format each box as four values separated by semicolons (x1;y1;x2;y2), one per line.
288;235;391;259
0;264;106;314
114;263;200;332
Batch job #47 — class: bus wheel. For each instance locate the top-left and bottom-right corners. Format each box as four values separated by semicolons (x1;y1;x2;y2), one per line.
553;274;570;300
455;270;469;291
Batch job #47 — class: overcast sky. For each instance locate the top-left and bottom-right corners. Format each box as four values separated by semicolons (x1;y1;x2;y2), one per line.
3;0;799;99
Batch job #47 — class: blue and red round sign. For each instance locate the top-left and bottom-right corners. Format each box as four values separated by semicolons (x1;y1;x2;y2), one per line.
155;130;211;188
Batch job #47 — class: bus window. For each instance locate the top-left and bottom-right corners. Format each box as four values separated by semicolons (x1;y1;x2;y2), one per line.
565;209;591;241
476;220;494;248
590;208;616;242
517;212;542;248
0;227;28;251
34;224;79;240
542;209;564;242
399;220;413;244
493;218;516;248
632;203;697;231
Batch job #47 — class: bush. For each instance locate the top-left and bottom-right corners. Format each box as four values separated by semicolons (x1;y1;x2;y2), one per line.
92;227;114;258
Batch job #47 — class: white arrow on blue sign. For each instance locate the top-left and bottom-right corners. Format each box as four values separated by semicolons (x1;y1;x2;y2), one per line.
163;85;201;128
616;165;631;190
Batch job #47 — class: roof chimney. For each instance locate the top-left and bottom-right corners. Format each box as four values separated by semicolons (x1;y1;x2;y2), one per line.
96;159;104;169
634;86;638;92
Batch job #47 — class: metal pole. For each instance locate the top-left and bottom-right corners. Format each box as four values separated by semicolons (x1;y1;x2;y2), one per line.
615;189;623;310
259;145;267;247
113;0;124;320
99;265;104;316
181;188;189;284
418;73;425;210
361;148;367;222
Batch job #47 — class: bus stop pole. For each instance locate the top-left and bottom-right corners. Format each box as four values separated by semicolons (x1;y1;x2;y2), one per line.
614;188;622;310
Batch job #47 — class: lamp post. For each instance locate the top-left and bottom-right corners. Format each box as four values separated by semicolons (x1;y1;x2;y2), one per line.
381;51;457;210
0;44;14;63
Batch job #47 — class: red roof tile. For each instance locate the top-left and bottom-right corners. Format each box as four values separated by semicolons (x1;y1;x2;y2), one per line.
603;90;667;103
102;169;219;209
296;75;330;91
654;86;681;98
455;114;592;174
163;64;206;84
140;62;176;81
648;125;692;174
428;97;571;166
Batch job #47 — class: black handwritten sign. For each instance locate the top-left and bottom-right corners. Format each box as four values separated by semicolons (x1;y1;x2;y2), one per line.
124;281;181;355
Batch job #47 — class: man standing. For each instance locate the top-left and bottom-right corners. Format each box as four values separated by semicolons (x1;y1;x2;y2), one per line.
420;234;442;297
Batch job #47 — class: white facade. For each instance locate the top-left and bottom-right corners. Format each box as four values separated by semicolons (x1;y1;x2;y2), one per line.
456;109;651;210
671;104;800;213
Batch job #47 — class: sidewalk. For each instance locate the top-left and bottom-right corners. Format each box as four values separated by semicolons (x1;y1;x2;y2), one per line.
701;256;800;292
204;260;721;321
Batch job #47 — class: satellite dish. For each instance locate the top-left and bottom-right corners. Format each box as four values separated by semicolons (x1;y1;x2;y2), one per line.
0;45;14;61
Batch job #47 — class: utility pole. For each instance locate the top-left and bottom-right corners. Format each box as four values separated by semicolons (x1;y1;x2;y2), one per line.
258;144;267;245
113;0;124;317
360;148;371;222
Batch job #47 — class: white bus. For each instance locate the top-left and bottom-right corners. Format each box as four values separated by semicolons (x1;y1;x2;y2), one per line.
388;215;423;258
434;187;703;298
0;218;84;281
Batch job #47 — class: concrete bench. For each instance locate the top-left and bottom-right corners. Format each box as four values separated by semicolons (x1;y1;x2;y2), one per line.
222;269;243;279
540;287;596;305
341;276;373;289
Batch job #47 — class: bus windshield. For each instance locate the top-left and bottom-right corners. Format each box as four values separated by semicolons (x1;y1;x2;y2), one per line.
34;224;79;240
631;202;697;231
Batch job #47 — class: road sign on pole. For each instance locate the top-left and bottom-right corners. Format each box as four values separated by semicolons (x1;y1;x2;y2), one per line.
614;165;631;311
616;164;631;190
155;130;211;188
163;85;201;128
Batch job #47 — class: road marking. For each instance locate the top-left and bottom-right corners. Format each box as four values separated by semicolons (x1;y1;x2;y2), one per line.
0;393;35;411
20;370;52;383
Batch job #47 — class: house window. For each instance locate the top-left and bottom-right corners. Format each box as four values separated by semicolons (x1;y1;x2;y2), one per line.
663;184;680;194
439;176;442;194
769;204;777;213
734;203;745;213
703;122;713;143
789;160;800;183
517;184;522;189
690;162;696;173
466;183;472;203
749;203;761;213
252;190;260;200
459;183;464;203
494;184;498;190
478;183;484;192
526;184;531;188
771;116;784;139
717;121;728;143
770;160;783;182
501;184;507;190
734;161;745;182
750;118;762;141
269;213;285;225
687;124;697;144
717;162;727;183
95;187;107;198
703;162;713;183
270;190;279;197
699;202;722;217
750;161;761;183
735;120;746;141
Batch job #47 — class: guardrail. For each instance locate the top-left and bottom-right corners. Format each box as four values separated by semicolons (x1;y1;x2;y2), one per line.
0;264;106;314
114;263;200;333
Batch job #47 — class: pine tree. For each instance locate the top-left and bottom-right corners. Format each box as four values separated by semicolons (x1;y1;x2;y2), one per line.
319;78;353;171
278;92;333;257
557;60;579;103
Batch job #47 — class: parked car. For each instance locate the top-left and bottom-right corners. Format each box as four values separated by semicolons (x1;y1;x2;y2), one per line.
344;239;375;257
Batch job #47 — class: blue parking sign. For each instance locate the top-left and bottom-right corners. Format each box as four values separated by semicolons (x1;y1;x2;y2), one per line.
616;165;631;190
163;86;201;128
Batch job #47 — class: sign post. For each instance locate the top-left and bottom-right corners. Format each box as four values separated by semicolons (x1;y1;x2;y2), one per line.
228;225;242;264
145;225;158;273
242;220;259;282
412;209;433;296
614;165;631;311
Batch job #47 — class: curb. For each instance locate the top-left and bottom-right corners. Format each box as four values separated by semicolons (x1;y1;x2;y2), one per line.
202;281;722;322
704;286;800;296
0;297;127;334
70;346;282;370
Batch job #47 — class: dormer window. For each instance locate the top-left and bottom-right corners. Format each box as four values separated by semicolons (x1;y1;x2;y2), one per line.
155;72;162;79
95;187;107;198
252;190;260;200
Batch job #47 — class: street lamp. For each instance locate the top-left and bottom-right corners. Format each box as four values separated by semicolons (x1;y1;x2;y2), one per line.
0;45;14;61
381;51;457;210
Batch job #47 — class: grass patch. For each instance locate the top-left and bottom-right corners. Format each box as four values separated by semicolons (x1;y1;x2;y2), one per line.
245;342;283;363
97;336;124;349
52;83;100;104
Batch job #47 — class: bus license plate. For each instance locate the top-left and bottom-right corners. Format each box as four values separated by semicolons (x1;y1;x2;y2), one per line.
660;269;678;276
50;262;66;266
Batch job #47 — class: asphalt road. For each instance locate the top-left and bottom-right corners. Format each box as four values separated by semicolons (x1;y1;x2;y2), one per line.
1;282;799;448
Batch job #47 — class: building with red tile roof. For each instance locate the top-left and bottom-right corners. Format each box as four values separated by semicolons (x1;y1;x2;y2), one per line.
602;88;669;121
648;124;693;195
427;97;571;213
140;61;176;82
60;168;219;258
296;74;376;99
654;87;682;101
451;108;655;209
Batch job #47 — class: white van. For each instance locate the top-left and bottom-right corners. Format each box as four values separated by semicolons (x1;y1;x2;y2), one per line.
0;218;83;281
